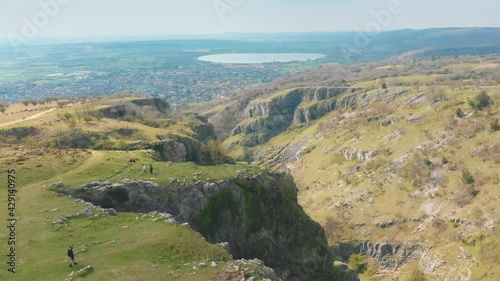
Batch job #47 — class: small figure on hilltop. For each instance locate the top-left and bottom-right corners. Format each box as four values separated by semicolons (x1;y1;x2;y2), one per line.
149;164;153;174
67;245;78;267
129;158;136;163
142;164;147;173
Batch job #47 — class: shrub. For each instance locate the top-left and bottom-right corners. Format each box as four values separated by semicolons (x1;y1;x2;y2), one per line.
491;118;500;132
462;170;475;185
83;115;93;124
409;268;427;281
115;139;127;150
93;111;103;121
348;254;367;274
468;188;479;197
469;91;492;110
203;139;229;165
62;112;73;121
455;108;465;118
441;157;449;165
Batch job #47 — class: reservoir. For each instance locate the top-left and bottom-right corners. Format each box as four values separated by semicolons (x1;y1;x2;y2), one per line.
198;53;326;64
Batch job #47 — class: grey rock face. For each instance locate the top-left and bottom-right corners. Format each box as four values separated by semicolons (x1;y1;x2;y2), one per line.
231;87;357;147
63;173;334;281
332;240;424;270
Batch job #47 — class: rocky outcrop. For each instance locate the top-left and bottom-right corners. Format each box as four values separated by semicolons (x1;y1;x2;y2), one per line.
332;240;424;270
231;87;357;147
232;117;269;135
151;139;190;163
98;104;127;119
293;98;337;124
98;98;170;119
149;134;208;164
131;98;170;112
337;89;409;109
340;148;389;162
61;172;335;281
216;259;279;281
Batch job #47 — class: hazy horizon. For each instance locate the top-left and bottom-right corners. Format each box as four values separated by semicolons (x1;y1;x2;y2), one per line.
1;0;500;46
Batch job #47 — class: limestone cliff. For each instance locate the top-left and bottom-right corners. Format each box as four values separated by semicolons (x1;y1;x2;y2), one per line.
62;172;337;281
230;87;357;147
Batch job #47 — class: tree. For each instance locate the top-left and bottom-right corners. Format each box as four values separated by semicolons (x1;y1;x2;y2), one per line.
22;100;29;107
93;111;103;121
205;139;225;165
0;102;8;114
469;91;492;111
74;108;82;123
83;115;93;124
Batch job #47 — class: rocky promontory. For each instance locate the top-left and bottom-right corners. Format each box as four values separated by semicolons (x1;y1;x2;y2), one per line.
60;171;338;281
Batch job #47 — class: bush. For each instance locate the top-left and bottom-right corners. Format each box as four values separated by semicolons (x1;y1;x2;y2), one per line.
469;91;492;110
83;115;93;124
462;170;475;185
491;118;500;132
409;268;427;281
348;254;367;274
468;188;479;197
115;139;127;150
441;157;449;165
203;139;229;165
455;108;465;118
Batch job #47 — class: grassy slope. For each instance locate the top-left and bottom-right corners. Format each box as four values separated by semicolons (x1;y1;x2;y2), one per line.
0;97;200;149
0;146;263;280
223;56;500;280
0;94;268;280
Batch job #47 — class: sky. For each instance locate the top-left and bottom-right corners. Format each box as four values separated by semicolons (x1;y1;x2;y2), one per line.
1;0;499;44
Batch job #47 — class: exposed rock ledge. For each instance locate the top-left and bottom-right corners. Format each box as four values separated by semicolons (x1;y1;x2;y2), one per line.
332;240;446;273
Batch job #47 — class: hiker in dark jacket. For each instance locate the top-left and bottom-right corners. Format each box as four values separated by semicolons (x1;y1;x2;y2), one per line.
68;245;78;267
149;164;153;174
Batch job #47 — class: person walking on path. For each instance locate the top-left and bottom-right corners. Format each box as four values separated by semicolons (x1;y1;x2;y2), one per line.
68;245;78;267
149;164;153;174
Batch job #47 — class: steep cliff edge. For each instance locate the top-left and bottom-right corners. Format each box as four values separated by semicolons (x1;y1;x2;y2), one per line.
229;87;358;147
61;172;338;281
